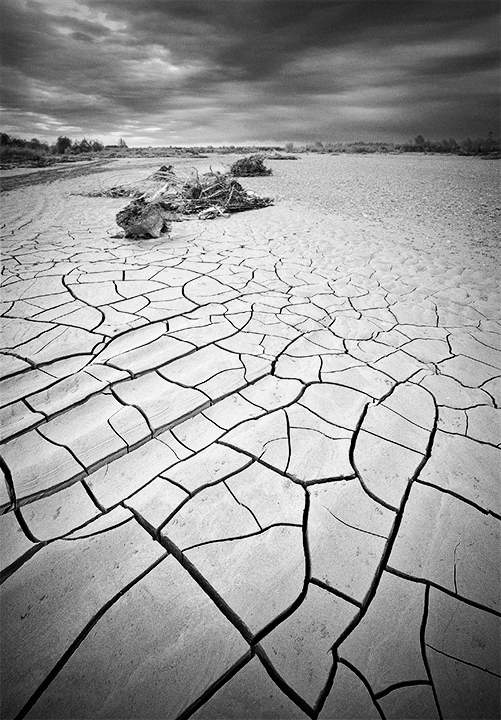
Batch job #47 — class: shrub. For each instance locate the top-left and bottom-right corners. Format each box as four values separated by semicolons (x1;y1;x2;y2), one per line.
53;136;72;154
0;145;53;166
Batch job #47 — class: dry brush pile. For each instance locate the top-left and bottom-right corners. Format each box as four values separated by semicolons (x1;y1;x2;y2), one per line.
230;154;273;176
115;163;274;238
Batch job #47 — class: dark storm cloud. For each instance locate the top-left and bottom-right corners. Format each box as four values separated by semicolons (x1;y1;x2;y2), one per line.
1;0;499;145
85;0;497;80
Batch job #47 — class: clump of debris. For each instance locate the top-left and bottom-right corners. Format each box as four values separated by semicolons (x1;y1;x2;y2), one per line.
267;152;299;160
230;154;272;176
87;185;142;198
115;167;273;238
171;171;273;214
149;164;175;180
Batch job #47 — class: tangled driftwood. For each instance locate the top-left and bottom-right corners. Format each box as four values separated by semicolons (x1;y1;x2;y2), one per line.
171;172;273;214
115;167;273;238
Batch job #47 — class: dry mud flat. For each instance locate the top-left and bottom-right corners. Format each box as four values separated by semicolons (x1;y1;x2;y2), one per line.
0;155;500;719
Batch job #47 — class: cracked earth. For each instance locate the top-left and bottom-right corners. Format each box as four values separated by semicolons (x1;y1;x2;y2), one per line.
1;157;500;719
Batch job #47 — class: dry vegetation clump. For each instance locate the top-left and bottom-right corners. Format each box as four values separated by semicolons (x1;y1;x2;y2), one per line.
267;152;299;160
115;167;273;237
230;154;272;176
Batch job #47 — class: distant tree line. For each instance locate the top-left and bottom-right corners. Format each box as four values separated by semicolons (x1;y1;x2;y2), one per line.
0;133;107;157
0;134;132;167
2;131;500;167
290;133;500;156
399;133;499;155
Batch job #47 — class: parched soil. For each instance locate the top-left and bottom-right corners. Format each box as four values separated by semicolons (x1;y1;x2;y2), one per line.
2;152;499;266
1;151;499;720
256;153;501;266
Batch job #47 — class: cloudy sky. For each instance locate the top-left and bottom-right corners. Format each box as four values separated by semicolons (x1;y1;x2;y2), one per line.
1;0;499;146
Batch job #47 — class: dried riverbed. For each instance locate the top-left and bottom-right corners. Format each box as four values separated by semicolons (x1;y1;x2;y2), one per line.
256;153;500;267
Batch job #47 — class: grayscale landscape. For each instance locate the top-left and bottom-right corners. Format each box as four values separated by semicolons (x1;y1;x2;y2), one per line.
1;1;500;718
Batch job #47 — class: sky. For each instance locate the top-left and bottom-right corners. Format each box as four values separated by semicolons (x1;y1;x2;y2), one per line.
0;0;499;147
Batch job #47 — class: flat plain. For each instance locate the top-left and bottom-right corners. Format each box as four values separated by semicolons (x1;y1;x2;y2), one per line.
1;153;500;719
